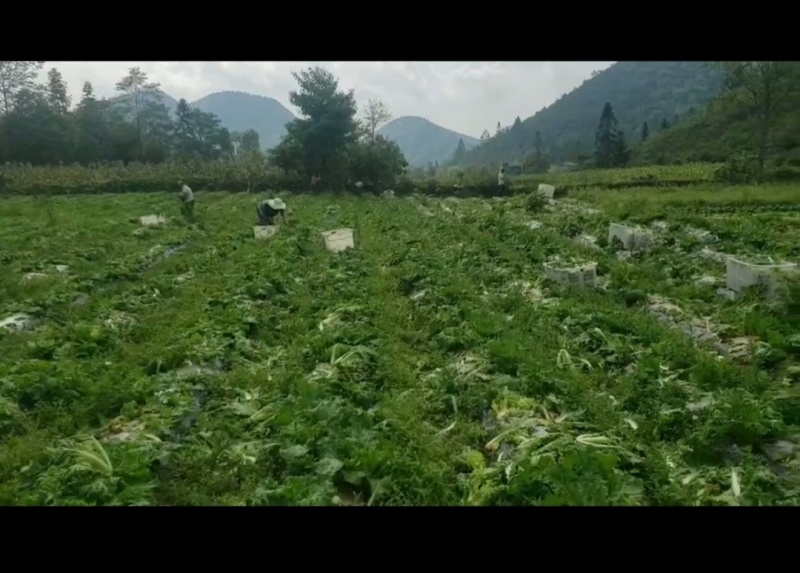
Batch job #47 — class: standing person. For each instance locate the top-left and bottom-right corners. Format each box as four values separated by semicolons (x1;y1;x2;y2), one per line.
497;166;506;195
256;198;287;225
178;180;195;217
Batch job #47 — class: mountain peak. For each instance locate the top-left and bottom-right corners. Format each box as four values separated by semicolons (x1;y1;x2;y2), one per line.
379;116;479;167
195;90;283;103
190;91;296;149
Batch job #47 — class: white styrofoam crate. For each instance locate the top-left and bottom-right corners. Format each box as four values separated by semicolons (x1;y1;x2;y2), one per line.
726;256;798;296
140;215;167;227
321;228;355;252
543;262;597;288
538;184;556;199
608;223;653;251
253;225;280;240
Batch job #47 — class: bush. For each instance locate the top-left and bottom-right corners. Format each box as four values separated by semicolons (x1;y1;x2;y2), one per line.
524;191;548;213
714;153;759;184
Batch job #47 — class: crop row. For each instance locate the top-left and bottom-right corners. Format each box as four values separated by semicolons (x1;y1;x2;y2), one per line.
433;163;721;187
0;161;725;197
665;201;800;214
526;163;721;186
0;160;306;195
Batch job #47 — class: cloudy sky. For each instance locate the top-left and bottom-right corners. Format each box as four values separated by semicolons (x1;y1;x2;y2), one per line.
43;61;615;138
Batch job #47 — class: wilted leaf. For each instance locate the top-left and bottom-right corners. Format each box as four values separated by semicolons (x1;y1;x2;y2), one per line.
282;445;309;460
316;457;344;476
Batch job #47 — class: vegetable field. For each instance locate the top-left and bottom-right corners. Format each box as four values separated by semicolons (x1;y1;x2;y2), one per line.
1;186;799;505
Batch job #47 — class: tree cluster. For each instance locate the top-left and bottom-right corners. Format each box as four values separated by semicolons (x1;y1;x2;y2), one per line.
270;67;408;190
0;62;234;165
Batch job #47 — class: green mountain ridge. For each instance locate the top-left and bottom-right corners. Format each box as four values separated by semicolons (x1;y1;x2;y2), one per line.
378;116;480;167
456;61;724;167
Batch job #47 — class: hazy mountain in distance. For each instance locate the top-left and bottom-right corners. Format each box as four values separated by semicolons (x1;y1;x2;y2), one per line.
110;90;179;116
378;116;481;167
190;91;296;149
154;91;179;113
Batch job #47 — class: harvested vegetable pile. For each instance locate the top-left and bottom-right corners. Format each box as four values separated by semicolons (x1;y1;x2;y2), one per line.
0;187;798;505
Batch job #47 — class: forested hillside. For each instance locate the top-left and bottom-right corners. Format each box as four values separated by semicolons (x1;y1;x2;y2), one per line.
378;116;480;167
635;61;800;166
456;61;724;167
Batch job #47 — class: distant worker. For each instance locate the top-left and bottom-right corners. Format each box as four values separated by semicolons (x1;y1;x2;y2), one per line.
497;166;506;195
256;198;287;226
178;180;194;216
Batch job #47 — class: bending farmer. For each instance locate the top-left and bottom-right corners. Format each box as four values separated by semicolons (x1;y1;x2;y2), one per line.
178;180;194;216
256;198;287;225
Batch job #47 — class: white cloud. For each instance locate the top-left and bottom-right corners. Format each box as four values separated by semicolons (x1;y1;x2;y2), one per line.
41;61;614;138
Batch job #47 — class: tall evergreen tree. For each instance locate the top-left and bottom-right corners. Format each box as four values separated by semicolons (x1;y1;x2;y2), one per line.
595;103;617;168
594;102;629;168
453;138;467;162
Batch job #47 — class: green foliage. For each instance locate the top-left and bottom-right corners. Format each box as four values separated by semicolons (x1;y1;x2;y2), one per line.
524;190;548;213
347;136;408;190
